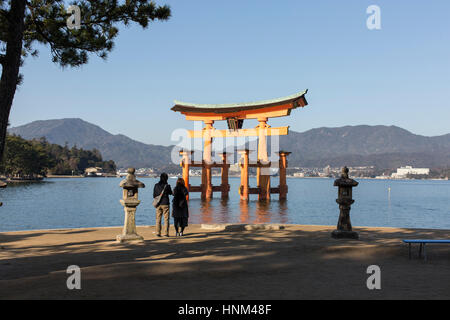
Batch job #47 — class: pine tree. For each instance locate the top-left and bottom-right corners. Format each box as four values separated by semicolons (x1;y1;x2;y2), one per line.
0;0;171;160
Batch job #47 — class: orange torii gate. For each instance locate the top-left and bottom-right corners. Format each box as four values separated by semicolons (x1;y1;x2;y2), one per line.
171;90;308;201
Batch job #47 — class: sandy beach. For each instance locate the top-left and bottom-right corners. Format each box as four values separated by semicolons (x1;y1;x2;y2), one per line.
0;224;449;300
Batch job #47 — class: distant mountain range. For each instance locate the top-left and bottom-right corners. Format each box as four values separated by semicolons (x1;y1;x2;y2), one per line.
9;118;450;169
9;119;175;168
278;126;450;168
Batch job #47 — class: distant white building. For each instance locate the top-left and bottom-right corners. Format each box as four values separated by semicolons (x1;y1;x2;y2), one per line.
391;166;430;179
189;169;202;176
85;167;103;177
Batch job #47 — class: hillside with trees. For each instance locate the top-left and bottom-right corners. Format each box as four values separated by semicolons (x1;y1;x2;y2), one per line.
0;135;116;179
9;118;176;168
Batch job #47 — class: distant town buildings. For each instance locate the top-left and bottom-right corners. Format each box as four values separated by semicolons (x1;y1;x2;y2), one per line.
113;164;436;180
117;168;156;177
189;169;202;176
391;166;430;179
287;166;375;178
286;165;433;180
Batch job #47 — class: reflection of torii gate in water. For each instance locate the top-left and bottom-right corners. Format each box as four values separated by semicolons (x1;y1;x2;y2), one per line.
171;90;308;201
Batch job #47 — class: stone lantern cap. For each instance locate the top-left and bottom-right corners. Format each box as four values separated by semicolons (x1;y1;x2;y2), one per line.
334;167;358;188
119;168;145;189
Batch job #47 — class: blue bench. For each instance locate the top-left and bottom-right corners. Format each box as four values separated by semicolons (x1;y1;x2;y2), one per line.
403;239;450;261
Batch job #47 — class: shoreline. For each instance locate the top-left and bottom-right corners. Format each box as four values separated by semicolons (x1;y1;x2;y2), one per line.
46;175;85;178
2;223;450;234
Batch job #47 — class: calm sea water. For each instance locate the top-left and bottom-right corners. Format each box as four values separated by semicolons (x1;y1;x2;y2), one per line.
0;177;449;232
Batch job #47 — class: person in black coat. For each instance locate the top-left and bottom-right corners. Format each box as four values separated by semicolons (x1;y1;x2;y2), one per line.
172;178;189;236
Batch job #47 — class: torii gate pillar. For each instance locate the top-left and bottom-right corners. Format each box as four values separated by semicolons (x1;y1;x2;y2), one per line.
180;150;192;199
202;120;214;200
278;151;291;200
239;150;250;201
257;117;271;201
220;152;230;200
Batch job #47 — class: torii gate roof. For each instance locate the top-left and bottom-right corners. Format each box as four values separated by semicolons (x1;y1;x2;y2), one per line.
171;90;308;120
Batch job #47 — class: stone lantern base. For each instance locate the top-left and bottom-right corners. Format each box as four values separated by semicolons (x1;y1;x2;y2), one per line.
116;199;144;243
331;230;359;240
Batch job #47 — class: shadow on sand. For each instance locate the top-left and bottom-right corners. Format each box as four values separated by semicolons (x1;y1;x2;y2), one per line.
0;226;449;299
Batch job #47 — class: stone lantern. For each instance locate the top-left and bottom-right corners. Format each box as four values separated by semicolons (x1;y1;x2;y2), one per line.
117;168;145;243
332;167;359;240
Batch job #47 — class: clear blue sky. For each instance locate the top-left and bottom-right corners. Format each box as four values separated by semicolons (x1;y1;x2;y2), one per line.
10;0;450;145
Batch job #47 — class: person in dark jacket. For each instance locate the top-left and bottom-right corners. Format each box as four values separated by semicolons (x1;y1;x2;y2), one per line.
172;178;189;237
153;173;173;237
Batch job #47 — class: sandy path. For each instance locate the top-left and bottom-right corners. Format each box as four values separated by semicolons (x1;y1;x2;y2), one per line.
0;225;449;299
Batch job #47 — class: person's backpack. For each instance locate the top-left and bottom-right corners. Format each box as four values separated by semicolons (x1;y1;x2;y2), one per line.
152;184;167;208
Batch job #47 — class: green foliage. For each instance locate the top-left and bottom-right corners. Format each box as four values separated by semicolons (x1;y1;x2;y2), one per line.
0;135;49;178
0;134;117;177
1;0;171;67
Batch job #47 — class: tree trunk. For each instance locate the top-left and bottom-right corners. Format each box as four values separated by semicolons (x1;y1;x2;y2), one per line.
0;0;26;162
